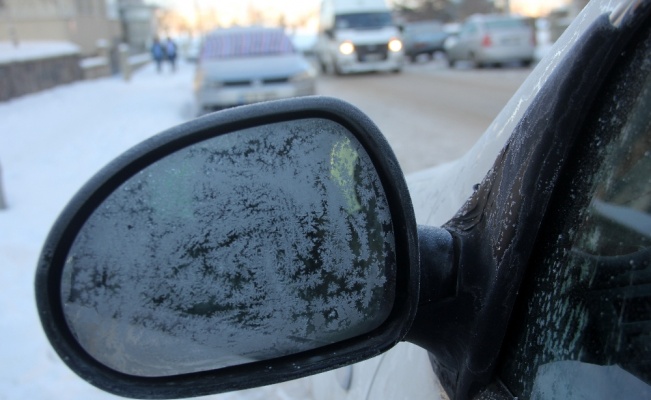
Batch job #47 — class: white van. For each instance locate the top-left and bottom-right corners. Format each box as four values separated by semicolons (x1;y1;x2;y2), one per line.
315;0;405;75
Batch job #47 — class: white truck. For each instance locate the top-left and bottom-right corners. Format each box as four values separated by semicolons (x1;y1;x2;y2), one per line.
315;0;405;75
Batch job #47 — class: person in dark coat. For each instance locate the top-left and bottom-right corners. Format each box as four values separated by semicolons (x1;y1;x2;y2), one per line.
165;37;178;72
151;37;165;73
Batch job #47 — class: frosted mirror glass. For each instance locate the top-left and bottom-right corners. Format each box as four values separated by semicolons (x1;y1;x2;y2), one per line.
61;118;396;377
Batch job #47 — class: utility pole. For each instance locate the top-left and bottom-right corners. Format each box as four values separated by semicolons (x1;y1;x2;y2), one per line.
0;161;7;210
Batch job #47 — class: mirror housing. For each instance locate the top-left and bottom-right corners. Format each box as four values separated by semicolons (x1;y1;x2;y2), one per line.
35;96;419;399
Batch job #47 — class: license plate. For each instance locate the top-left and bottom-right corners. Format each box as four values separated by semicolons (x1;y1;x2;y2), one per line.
244;92;278;103
363;54;383;62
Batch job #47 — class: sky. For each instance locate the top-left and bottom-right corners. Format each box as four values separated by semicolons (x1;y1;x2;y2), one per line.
150;0;572;25
152;0;321;30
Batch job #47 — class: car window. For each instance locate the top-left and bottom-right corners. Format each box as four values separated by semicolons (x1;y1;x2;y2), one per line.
404;23;444;35
200;30;295;60
484;19;530;31
495;25;651;399
459;22;477;37
334;12;393;29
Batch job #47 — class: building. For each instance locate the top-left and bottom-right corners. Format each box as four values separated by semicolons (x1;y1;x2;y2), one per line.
118;0;158;53
0;0;122;56
0;0;157;56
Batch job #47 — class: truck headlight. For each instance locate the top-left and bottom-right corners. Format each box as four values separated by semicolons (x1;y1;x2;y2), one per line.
388;39;403;52
339;41;355;55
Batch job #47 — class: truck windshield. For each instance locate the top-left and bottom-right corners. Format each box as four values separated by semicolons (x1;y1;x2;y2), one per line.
335;12;394;29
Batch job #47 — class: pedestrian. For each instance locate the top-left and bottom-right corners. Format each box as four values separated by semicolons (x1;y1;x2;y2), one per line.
165;37;178;72
151;37;164;73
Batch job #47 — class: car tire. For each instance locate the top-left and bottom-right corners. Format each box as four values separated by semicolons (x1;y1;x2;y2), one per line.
470;53;483;69
319;60;328;74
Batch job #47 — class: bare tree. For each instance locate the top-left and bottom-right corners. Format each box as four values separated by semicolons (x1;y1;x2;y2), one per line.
394;0;458;22
458;0;497;18
394;0;499;22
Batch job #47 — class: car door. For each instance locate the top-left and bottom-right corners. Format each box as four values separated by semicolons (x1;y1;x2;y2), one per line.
492;17;651;399
449;21;477;62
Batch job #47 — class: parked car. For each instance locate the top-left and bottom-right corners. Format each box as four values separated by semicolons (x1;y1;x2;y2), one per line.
402;20;449;62
193;27;316;113
35;0;650;399
445;14;536;68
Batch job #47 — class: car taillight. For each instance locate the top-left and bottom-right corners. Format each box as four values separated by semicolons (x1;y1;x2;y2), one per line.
481;34;492;47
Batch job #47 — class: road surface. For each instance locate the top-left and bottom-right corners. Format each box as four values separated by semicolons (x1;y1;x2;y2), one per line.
316;60;531;173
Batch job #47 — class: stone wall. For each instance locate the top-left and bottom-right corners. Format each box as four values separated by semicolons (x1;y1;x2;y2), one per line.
0;54;83;102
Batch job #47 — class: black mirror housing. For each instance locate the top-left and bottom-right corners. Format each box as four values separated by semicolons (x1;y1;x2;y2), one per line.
35;96;420;399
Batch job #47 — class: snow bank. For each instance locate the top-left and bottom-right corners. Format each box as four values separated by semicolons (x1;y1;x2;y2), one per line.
0;41;80;64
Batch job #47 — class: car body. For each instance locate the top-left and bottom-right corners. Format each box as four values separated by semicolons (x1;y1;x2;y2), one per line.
402;20;449;62
445;14;536;68
35;1;651;399
193;27;316;112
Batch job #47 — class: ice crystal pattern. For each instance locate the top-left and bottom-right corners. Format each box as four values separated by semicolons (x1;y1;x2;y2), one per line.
61;119;396;377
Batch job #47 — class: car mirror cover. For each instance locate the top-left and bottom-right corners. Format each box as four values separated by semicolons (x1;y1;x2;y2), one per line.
35;96;420;399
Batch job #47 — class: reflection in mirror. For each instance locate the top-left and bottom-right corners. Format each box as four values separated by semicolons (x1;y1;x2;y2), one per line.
61;119;396;377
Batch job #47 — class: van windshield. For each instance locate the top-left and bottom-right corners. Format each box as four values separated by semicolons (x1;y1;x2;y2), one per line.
335;12;394;29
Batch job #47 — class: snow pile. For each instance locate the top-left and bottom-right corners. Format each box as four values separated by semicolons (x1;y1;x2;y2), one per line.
0;63;312;399
0;41;80;64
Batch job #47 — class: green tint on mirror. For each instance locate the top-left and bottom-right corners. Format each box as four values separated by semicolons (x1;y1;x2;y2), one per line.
61;118;396;377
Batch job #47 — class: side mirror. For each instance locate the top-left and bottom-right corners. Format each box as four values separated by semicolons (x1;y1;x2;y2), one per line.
325;28;335;39
35;97;420;398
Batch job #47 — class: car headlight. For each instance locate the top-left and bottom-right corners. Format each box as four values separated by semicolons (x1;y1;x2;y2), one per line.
388;38;403;52
339;41;355;55
290;69;316;82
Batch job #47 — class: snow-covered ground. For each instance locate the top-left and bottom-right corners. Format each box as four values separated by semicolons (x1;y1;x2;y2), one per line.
0;63;312;399
0;41;80;64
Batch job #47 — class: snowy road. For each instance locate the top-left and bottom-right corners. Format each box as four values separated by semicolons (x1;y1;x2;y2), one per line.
0;63;312;400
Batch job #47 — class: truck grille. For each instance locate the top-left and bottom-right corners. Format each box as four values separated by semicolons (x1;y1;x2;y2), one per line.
356;43;388;62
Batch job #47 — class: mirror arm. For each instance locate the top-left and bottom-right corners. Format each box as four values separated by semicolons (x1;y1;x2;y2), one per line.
403;225;457;359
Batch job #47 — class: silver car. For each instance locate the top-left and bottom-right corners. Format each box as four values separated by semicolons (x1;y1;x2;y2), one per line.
445;14;535;68
194;27;316;112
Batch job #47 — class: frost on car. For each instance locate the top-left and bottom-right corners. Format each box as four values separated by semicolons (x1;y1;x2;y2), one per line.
61;119;395;377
